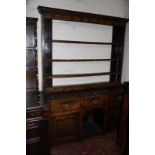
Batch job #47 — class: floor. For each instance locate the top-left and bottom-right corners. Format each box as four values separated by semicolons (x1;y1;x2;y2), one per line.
51;132;121;155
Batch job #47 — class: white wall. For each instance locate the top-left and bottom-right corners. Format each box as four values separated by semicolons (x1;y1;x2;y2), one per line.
26;0;129;90
122;23;129;82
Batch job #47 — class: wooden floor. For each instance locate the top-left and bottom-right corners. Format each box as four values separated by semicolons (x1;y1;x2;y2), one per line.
51;131;121;155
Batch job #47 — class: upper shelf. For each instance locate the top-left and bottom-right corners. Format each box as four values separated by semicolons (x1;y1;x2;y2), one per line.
48;58;121;62
45;39;124;46
38;6;129;26
51;40;112;45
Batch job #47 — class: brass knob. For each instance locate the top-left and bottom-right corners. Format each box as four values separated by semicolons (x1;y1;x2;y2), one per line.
63;104;68;110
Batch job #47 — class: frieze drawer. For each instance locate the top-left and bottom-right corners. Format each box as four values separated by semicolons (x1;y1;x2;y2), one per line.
26;122;40;139
49;98;81;115
26;108;42;119
83;95;103;108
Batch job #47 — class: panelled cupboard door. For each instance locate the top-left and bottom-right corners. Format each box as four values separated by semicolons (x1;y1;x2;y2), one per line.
50;113;80;143
26;122;40;139
26;141;41;155
106;104;122;131
106;93;123;131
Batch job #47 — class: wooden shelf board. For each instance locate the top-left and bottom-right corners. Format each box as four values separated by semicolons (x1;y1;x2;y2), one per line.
47;40;112;45
48;58;121;62
46;72;120;78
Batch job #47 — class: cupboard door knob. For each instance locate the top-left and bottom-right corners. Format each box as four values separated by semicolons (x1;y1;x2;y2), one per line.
93;100;97;105
63;104;68;110
117;96;122;101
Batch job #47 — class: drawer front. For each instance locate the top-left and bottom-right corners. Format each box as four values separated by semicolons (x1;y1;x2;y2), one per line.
26;108;42;119
26;139;41;155
43;108;48;118
106;106;121;131
83;95;103;108
26;122;40;139
49;98;81;115
56;114;79;139
108;94;123;106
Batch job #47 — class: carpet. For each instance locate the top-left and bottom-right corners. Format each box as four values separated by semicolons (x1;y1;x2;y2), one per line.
51;132;121;155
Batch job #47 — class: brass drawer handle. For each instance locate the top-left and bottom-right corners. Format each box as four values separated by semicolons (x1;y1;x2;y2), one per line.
30;111;40;117
63;104;69;110
31;113;35;117
117;96;122;101
92;99;99;105
93;92;97;95
92;98;99;103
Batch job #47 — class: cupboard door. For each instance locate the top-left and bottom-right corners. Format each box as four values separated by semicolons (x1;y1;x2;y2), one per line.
50;113;80;143
26;140;41;155
26;122;40;139
106;105;121;131
26;108;42;119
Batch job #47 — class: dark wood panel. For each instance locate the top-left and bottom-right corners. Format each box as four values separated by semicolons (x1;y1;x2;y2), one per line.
26;70;37;91
108;93;123;107
27;107;42;119
105;92;123;131
117;93;129;151
26;17;38;93
106;105;122;131
56;115;79;138
110;26;126;82
26;17;46;155
50;113;80;144
26;122;40;139
38;6;128;26
40;119;49;155
26;49;36;67
26;67;37;72
26;92;40;107
42;19;52;88
26;138;41;155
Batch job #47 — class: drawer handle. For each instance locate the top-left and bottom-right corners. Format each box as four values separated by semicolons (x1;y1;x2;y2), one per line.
117;96;122;101
31;113;35;117
30;111;40;117
92;98;98;103
93;92;97;95
92;99;99;105
63;104;69;110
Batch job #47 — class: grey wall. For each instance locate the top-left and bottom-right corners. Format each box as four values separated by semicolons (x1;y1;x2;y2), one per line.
26;0;129;90
122;23;129;82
